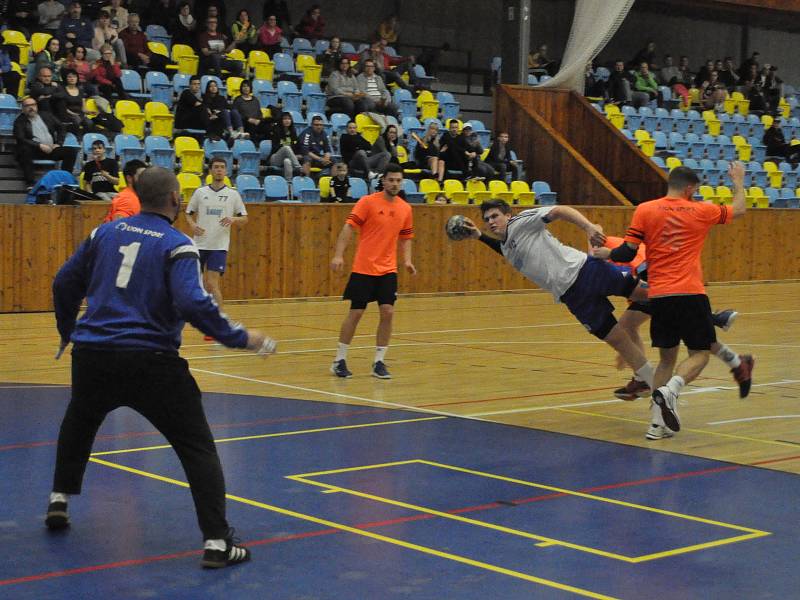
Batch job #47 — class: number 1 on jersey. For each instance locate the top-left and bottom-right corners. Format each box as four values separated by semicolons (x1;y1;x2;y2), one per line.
116;242;141;288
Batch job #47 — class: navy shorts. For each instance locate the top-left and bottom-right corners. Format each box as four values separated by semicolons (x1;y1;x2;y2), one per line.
560;257;638;339
199;250;228;274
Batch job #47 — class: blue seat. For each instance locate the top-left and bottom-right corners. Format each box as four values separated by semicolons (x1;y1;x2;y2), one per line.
120;69;147;100
402;178;425;203
145;135;175;169
82;132;113;159
779;188;798;208
291;175;320;202
532;181;557;205
686;110;704;134
655;107;672;132
330;112;351;135
467;119;490;148
291;37;314;56
747;137;767;162
765;187;779;206
235;174;263;202
669;132;687;157
620;128;634;141
349;177;369;200
747;161;768;188
412;64;436;87
201;74;225;96
702;134;721;160
233;139;260;177
313;39;329;55
436;91;460;120
173;73;191;95
682;158;699;171
719;114;736;137
288;109;306;129
258;139;273;162
394;88;417;119
144;70;173;107
745;114;761;137
779;162;798;189
340;42;356;54
671;109;690;135
302;82;326;113
277;80;302;112
253;79;278;107
700;159;720;185
622;105;642;131
639;106;657;132
527;74;538;86
653;131;668;151
272;53;303;82
145;24;171;51
731;114;747;135
114;134;146;167
203;138;233;172
658;86;672;106
0;93;19;136
264;175;289;201
651;155;667;172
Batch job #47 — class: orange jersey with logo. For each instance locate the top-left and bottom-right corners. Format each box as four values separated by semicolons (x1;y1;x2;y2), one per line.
347;192;414;276
624;197;732;297
103;188;141;223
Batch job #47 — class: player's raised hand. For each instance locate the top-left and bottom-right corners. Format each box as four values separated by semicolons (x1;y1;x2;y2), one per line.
585;223;606;247
461;217;481;239
728;161;745;186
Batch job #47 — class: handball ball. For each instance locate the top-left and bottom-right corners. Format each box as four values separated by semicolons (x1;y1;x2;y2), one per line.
446;215;471;241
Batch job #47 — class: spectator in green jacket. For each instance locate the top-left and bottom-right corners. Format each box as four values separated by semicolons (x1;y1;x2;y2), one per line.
634;61;659;105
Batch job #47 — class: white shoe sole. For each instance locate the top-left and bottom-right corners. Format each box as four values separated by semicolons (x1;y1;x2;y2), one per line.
653;389;681;432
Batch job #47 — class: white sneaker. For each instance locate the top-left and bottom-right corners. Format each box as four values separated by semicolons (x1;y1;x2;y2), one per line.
646;424;675;440
653;386;681;432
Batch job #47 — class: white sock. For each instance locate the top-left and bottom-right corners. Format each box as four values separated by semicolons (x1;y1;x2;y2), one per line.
375;346;387;363
335;342;349;362
715;343;741;369
634;362;655;388
666;375;686;397
204;538;226;551
50;492;68;504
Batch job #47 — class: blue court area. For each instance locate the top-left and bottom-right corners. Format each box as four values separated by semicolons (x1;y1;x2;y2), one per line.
1;384;798;599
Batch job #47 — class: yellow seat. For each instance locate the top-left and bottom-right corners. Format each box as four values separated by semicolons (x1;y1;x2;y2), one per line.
604;104;621;116
355;113;381;144
607;113;625;129
747;186;769;208
31;32;52;55
702;110;721;136
295;54;322;84
722;96;737;115
174;136;205;174
116;171;126;192
488;180;515;203
732;135;752;161
510;180;535;205
698;185;717;204
666;156;682;171
226;76;244;99
148;41;170;59
171;44;199;75
177;172;201;203
225;48;246;74
778;97;790;119
761;114;773;130
466;179;492;204
419;178;442;203
114;100;146;138
634;129;655;156
764;161;782;188
144;101;174;139
688;87;701;106
730;91;749;116
715;185;733;205
2;30;30;66
84;97;99;117
204;174;233;186
318;176;331;199
396;146;420;174
248;50;274;81
443;179;469;205
417;90;439;121
9;62;25;97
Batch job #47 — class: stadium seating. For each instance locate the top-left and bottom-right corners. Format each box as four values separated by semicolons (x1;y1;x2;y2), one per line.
177;172;201;202
144;135;175;170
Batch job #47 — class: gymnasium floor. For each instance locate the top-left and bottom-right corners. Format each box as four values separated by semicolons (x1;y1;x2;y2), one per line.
1;281;799;599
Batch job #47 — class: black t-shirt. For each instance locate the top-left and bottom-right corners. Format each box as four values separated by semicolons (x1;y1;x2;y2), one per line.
330;176;351;202
83;157;118;193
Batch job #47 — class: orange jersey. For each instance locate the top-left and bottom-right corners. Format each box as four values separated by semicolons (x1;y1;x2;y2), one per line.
347;192;414;276
624;196;732;297
594;235;647;270
103;188;141;223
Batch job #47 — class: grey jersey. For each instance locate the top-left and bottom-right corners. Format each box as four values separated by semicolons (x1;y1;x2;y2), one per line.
501;207;588;301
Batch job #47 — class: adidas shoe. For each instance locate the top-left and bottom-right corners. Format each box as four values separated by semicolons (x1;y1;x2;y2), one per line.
372;361;391;379
646;424;675;440
712;309;738;331
201;532;251;569
652;386;681;432
614;377;650;401
731;354;755;398
331;359;352;378
45;501;70;530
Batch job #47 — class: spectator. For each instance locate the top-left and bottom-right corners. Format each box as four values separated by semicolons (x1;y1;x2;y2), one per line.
528;44;556;76
76;0;107;20
232;80;271;142
8;0;38;37
298;114;332;177
676;56;692;86
327;56;366;118
262;1;291;31
659;55;680;86
371;124;401;165
171;2;197;47
38;0;67;34
120;13;168;72
356;59;399;119
203;5;230;38
34;37;65;83
175;75;209;131
295;5;325;42
82;139;119;200
57;2;96;59
633;61;659;106
257;14;283;57
57;68;94;135
764;119;800;162
269;111;302;181
146;0;178;30
413;121;444;183
13;97;80;188
92;10;127;66
29;67;62;115
0;48;22;97
485;132;521;182
694;59;713;88
90;44;128;101
204;79;245;140
718;57;740;91
359;40;412;91
458;124;491;180
742;63;767;113
738;51;760;80
231;9;258;55
326;162;352;203
320;36;343;78
700;70;728;110
762;65;782;112
339;120;391;181
376;15;399;45
103;159;146;222
630;40;657;70
584;62;605;98
103;0;129;31
63;45;93;88
607;60;633;105
197;15;243;76
433;192;449;204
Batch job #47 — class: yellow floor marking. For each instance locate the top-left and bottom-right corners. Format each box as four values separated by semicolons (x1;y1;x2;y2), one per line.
90;417;445;456
536;541;558;547
88;457;619;600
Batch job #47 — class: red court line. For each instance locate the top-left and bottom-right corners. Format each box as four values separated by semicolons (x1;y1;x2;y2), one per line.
420;386;615;408
750;453;800;465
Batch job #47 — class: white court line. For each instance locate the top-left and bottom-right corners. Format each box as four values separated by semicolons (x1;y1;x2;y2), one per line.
0;385;68;389
708;415;800;426
738;309;800;315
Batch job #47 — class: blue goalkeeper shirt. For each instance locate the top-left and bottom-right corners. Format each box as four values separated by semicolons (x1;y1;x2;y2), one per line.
53;212;248;352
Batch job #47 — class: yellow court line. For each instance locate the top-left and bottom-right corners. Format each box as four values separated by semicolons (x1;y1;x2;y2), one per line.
90;417;445;456
289;459;770;562
88;457;619;600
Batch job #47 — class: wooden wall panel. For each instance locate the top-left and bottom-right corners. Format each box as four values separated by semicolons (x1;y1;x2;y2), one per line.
2;204;799;313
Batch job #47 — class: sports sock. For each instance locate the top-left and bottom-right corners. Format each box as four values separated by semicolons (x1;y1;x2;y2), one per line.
204;539;226;551
635;362;655;388
375;346;387;363
335;342;349;362
665;375;686;397
50;492;68;504
715;343;741;369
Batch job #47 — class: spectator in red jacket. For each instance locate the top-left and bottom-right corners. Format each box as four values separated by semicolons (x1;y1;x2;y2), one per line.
119;13;168;72
295;5;325;41
257;14;283;57
90;44;129;101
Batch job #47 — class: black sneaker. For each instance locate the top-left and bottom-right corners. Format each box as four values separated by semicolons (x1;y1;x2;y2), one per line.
45;501;70;530
712;309;738;331
331;359;352;378
372;361;391;379
201;532;251;569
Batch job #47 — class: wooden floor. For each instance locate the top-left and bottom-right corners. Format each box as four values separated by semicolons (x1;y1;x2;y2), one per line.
2;280;799;475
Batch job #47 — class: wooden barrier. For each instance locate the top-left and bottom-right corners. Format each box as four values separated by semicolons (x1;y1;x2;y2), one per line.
2;203;800;312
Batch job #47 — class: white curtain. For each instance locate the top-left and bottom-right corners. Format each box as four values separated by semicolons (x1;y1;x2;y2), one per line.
539;0;635;92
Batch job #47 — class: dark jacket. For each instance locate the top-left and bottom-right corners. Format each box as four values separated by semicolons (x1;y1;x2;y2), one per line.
486;140;513;166
175;89;206;129
13;111;66;154
269;125;299;157
339;132;371;164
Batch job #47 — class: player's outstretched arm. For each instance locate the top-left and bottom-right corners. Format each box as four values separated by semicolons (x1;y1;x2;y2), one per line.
728;161;747;219
545;206;606;247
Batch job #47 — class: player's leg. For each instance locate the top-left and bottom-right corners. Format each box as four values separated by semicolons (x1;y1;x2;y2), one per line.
710;340;755;398
372;274;398;379
333;273;374;377
613;307;651;400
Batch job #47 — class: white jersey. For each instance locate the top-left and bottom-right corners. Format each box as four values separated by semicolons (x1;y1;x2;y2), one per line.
186;185;247;251
501;207;587;301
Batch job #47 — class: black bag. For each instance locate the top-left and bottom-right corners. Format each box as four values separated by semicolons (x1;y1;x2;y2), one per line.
91;111;124;134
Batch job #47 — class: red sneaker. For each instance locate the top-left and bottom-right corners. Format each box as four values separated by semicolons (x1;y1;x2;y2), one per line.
614;378;650;401
203;335;214;342
731;354;754;398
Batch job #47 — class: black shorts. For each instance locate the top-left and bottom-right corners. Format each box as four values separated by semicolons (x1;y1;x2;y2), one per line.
343;272;397;309
650;294;716;350
627;301;652;315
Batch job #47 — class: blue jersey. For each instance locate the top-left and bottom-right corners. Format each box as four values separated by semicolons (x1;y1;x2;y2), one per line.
53;212;248;352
